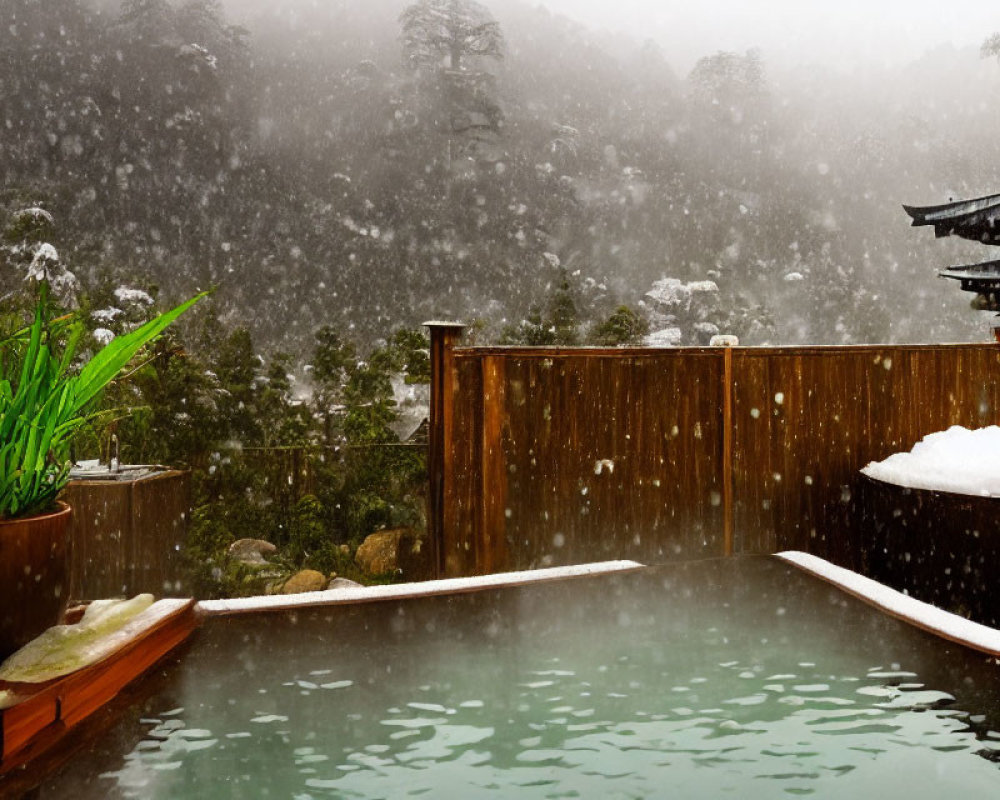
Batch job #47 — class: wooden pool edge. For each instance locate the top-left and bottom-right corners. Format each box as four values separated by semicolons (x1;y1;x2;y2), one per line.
0;599;198;777
778;551;1000;660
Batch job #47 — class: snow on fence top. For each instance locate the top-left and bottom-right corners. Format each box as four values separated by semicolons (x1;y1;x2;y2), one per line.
861;425;1000;497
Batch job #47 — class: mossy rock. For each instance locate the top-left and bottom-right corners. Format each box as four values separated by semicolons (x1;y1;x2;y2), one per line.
279;569;329;595
355;529;432;581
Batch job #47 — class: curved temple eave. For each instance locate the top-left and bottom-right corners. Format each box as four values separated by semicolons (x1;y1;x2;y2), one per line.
903;192;1000;226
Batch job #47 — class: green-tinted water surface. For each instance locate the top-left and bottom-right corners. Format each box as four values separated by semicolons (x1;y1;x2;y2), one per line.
34;558;1000;799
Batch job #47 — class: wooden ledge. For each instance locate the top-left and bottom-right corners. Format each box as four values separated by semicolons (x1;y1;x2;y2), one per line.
0;599;197;775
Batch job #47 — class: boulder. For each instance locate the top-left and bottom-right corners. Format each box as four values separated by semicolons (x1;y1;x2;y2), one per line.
280;570;328;595
355;529;432;580
228;539;276;566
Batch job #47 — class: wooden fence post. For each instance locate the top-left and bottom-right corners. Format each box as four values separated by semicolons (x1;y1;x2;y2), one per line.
425;321;466;579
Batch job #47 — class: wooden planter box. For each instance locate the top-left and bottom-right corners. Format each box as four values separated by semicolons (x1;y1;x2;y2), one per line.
859;474;1000;627
63;470;191;603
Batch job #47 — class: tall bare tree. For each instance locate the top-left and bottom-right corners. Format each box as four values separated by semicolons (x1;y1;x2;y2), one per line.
400;0;503;72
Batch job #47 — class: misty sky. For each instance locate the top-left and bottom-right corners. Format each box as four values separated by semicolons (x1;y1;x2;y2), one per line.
535;0;998;70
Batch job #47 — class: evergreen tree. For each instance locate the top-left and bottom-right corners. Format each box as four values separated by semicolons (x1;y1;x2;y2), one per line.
500;269;581;346
212;326;262;445
311;325;356;446
400;0;504;72
591;306;650;347
547;269;580;346
400;0;505;157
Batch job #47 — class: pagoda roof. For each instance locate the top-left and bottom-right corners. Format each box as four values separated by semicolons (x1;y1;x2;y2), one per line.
939;259;1000;291
903;192;1000;244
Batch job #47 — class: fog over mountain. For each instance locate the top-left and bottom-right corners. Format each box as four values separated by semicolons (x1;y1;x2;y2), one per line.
521;0;997;71
5;0;1000;353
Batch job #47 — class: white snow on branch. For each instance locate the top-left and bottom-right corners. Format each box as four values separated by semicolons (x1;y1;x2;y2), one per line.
114;287;154;306
26;243;59;282
13;207;54;226
644;327;683;347
25;243;79;306
92;307;123;324
645;278;719;314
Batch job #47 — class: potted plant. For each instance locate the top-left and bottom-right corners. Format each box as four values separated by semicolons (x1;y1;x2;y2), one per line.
0;282;205;659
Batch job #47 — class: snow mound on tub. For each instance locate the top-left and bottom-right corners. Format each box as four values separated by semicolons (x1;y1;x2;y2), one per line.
862;425;1000;497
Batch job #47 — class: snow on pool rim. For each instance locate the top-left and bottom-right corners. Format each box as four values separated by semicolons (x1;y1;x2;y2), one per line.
196;560;646;617
199;553;1000;660
778;551;1000;658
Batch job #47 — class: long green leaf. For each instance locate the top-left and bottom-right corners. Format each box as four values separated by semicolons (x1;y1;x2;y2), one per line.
15;305;43;402
73;292;208;412
0;289;206;519
57;320;83;378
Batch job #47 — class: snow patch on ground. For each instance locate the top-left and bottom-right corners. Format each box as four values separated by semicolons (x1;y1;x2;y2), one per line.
92;307;123;323
862;425;1000;497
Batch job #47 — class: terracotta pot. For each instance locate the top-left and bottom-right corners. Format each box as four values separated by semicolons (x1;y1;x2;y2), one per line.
0;502;72;662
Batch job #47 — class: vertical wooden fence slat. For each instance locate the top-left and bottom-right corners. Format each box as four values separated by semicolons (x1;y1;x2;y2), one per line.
722;344;735;557
132;471;191;595
65;481;133;601
481;356;508;574
445;357;482;576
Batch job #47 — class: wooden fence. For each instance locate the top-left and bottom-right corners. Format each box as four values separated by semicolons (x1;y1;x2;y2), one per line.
427;324;1000;578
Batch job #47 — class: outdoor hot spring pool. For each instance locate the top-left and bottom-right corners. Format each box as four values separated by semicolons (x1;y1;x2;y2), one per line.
31;558;1000;798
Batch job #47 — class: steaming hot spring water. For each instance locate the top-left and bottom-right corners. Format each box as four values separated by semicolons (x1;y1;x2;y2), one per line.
31;557;1000;799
